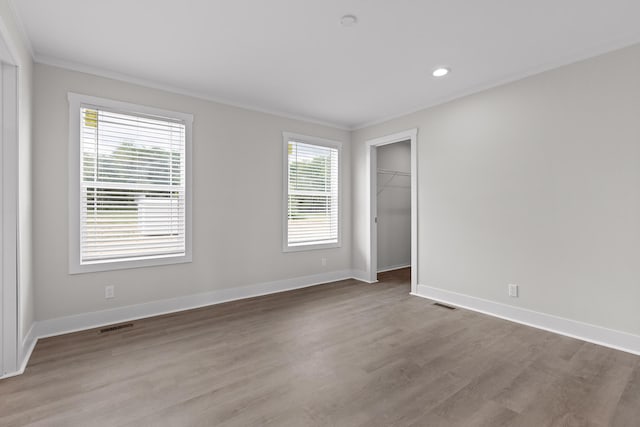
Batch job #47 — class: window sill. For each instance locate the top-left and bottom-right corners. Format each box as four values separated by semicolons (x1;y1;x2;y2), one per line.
69;253;192;274
283;241;341;253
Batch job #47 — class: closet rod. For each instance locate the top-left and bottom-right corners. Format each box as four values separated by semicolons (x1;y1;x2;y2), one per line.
377;168;410;176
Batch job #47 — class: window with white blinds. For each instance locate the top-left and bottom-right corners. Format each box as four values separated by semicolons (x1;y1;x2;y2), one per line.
69;93;192;273
284;134;341;251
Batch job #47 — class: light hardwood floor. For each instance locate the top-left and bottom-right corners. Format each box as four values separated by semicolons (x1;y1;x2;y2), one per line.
1;268;639;426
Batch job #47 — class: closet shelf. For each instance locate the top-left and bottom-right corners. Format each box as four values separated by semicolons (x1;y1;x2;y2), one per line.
377;168;410;176
377;168;410;195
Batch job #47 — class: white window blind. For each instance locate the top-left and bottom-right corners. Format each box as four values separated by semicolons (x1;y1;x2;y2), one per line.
79;106;186;264
286;139;339;248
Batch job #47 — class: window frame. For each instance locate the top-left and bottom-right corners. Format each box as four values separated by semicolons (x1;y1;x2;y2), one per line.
282;132;342;253
68;92;193;274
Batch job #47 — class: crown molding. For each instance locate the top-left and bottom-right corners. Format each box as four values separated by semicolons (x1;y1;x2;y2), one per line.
352;35;640;131
18;14;640;134
6;0;34;59
34;53;351;131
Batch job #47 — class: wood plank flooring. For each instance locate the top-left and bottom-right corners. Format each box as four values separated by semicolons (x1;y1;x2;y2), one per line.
1;268;639;426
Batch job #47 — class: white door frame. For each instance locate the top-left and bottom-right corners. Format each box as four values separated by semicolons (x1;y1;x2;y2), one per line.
366;129;418;293
0;22;20;378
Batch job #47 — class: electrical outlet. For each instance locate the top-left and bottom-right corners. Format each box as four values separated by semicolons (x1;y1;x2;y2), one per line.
321;258;327;266
105;285;115;299
508;284;518;298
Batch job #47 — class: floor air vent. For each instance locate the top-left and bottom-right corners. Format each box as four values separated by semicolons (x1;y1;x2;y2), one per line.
100;323;134;333
433;302;456;310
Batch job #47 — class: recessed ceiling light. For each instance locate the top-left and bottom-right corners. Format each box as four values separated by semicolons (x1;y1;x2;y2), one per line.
341;15;357;27
432;67;450;78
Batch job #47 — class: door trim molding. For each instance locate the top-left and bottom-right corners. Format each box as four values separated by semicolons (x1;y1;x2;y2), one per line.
365;129;418;292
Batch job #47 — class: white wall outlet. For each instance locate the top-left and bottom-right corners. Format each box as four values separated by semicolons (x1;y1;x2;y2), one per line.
508;284;519;298
105;285;115;299
321;257;327;266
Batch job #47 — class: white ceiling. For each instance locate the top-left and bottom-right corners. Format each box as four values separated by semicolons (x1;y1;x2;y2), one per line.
14;0;640;129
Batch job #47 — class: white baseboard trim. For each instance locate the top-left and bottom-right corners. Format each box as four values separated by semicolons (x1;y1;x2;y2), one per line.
0;323;37;380
414;284;640;356
19;324;37;371
377;264;411;273
351;269;377;284
35;270;355;339
0;269;360;380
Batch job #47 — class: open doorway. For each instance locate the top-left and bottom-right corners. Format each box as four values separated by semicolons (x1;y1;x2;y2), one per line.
376;141;411;274
366;129;418;293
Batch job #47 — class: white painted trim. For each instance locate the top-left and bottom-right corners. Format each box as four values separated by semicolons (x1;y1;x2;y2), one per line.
6;0;35;60
409;132;418;291
0;269;375;378
67;92;194;123
366;129;418;292
377;264;411;273
5;275;639;378
0;20;20;376
1;63;19;376
352;36;640;130
369;146;377;282
0;322;35;380
415;284;640;356
67;92;193;274
282;132;343;253
0;6;36;381
34;35;640;132
351;269;378;284
0;6;21;66
0;269;386;378
35;270;355;339
19;322;35;362
36;54;350;131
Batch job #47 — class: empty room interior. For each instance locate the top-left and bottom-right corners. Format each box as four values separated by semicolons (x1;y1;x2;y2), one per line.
2;1;640;426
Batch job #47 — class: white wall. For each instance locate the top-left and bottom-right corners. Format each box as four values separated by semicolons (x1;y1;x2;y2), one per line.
0;1;34;353
352;43;640;336
24;26;640;347
376;141;411;271
33;63;351;321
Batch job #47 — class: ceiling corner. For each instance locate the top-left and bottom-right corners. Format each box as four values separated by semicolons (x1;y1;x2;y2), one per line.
6;0;35;60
